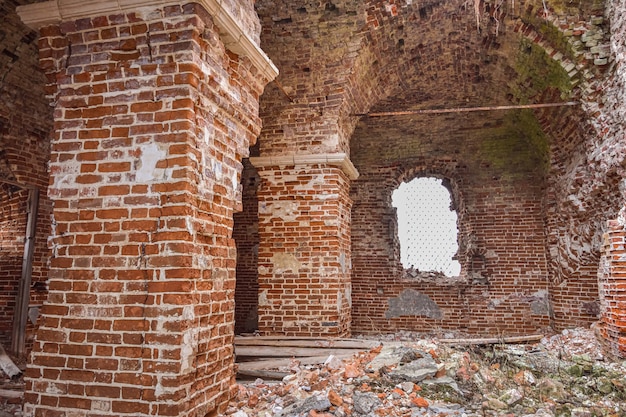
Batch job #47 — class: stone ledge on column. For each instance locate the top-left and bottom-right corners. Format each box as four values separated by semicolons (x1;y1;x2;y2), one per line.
16;0;278;82
249;153;360;180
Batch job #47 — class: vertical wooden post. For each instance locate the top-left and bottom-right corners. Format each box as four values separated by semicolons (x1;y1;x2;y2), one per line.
11;187;39;357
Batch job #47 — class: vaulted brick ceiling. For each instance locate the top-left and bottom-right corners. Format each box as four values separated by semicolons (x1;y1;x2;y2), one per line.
254;0;591;169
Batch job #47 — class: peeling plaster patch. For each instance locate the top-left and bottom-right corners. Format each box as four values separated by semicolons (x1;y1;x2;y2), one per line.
487;297;505;309
259;290;270;306
345;284;352;307
180;328;198;375
136;142;167;182
337;290;342;313
339;252;347;273
385;289;443;319
263;201;299;221
91;400;110;412
294;174;325;191
318;193;340;201
28;306;39;325
529;290;551;315
530;298;550;315
155;380;165;398
272;253;301;273
54;163;79;189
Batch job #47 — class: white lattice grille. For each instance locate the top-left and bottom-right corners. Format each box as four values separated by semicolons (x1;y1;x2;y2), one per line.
392;177;461;276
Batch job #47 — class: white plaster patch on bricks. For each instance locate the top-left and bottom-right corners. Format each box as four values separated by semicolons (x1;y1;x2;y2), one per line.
339;252;347;274
337;290;342;313
186;216;195;236
53;165;79;189
182;304;195;321
266;201;298;221
180;328;199;374
134;6;166;21
324;218;339;227
272;253;301;273
293;173;325;191
345;284;352;307
136;142;167;182
198;254;211;269
154;379;166;399
258;289;270;306
317;193;340;201
45;383;64;395
91;400;110;412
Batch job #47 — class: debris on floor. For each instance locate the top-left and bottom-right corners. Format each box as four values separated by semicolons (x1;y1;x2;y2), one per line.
225;328;626;417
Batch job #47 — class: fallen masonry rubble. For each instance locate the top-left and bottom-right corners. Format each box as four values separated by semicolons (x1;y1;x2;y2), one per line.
225;328;626;417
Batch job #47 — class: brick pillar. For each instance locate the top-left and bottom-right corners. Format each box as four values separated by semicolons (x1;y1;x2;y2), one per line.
598;217;626;359
17;1;276;416
250;154;358;337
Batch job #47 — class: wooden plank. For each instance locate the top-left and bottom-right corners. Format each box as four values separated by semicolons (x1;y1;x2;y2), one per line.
0;389;23;399
236;369;290;380
235;336;383;350
235;345;363;358
11;188;39;358
237;354;355;372
0;346;21;378
439;335;543;345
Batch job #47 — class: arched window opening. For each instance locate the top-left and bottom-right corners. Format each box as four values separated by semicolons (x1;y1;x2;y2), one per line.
392;177;461;277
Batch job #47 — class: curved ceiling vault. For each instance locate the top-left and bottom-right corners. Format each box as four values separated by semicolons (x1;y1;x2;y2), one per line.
254;0;603;177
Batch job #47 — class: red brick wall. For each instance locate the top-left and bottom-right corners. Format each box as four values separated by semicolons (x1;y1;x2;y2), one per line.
254;164;353;337
598;218;626;358
22;2;270;416
0;0;53;355
0;188;28;348
350;155;552;335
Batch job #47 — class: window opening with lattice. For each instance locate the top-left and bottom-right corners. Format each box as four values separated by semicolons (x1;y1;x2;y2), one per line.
392;177;461;277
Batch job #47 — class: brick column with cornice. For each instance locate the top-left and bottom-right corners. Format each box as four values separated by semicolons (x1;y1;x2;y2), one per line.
250;154;357;337
17;1;276;415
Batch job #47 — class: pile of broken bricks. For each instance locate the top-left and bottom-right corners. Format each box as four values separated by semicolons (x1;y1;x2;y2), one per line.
224;328;626;417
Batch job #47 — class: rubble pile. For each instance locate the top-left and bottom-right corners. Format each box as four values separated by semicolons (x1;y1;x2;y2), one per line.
225;328;625;417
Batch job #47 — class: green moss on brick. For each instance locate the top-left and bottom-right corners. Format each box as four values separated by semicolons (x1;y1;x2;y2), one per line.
511;38;573;102
479;109;549;180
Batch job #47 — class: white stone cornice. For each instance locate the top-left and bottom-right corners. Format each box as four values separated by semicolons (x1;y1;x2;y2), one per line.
16;0;278;82
249;153;360;180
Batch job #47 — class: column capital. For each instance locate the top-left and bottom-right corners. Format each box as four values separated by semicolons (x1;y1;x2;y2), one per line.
16;0;278;82
249;153;359;180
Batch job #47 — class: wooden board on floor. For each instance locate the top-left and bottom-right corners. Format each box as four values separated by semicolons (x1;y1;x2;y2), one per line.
234;336;384;350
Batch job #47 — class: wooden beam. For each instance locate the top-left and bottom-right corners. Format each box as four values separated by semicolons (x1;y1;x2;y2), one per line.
439;334;543;345
11;187;39;358
235;345;364;358
236;354;355;372
354;102;580;117
0;177;37;190
236;369;290;380
0;345;21;378
235;336;383;349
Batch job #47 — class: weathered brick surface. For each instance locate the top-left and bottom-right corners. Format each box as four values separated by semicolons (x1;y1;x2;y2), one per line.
22;2;269;416
247;0;615;341
350;119;553;335
598;218;626;358
0;0;53;354
254;164;353;337
586;0;626;357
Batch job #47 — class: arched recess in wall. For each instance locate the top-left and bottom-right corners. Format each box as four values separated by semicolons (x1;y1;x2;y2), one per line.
233;150;261;334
